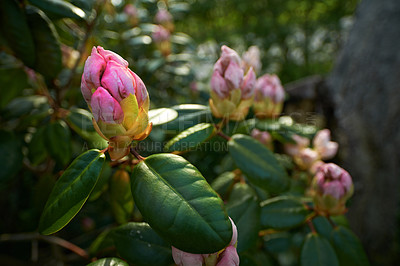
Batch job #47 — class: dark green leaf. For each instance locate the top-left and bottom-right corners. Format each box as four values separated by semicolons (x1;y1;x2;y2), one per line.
131;153;232;253
211;171;236;200
148;108;178;126
0;67;28;109
2;95;48;119
260;196;311;230
0;0;35;67
38;149;105;235
312;216;333;239
228;134;290;193
239;250;275;266
45;120;71;166
161;105;211;132
26;6;62;79
164;123;215;152
0;131;22;186
301;233;339;266
227;183;260;252
86;257;128;266
28;0;86;20
263;232;291;253
89;162;112;201
66;108;108;149
110;170;134;224
112;222;173;266
330;226;370;266
28;126;48;165
89;229;115;256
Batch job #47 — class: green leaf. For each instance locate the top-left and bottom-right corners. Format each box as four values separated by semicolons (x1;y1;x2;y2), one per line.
226;183;260;252
161;104;211;132
228;134;290;193
164;123;215;152
0;131;22;186
260;196;311;230
301;233;339;266
28;0;86;20
89;162;112;201
239;250;275;266
0;0;35;67
112;222;173;266
89;229;115;256
45;120;72;166
148;108;178;126
28;126;48;166
330;226;370;266
26;6;62;79
0;67;28;109
86;257;128;266
312;216;333;239
109;170;134;224
2;95;48;119
211;171;236;200
66;108;108;149
131;153;232;254
263;232;291;253
38;149;105;235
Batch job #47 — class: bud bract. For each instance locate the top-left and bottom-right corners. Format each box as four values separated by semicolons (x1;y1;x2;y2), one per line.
313;129;338;160
209;45;256;121
81;46;152;160
294;148;319;171
241;46;261;74
253;74;285;118
312;163;354;215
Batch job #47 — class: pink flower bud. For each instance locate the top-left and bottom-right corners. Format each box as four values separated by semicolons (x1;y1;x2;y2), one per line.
294;148;319;170
155;9;173;24
241;46;261;74
253;74;285;118
312;163;354;215
313;129;338;160
210;45;255;121
81;46;152;160
152;25;170;43
251;128;272;149
216;246;239;266
171;246;204;266
284;134;310;157
91;87;124;124
124;4;137;17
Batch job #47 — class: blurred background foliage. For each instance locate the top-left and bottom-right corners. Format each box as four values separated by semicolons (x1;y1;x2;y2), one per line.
0;0;360;265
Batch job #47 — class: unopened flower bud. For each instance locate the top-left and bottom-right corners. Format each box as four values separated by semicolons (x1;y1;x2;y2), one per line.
81;46;152;160
171;246;204;266
294;148;319;170
155;9;174;32
124;4;139;25
241;46;261;74
284;134;310;157
312;163;354;215
210;45;256;121
253;74;285;118
251;128;273;150
216;246;240;266
152;25;171;56
313;129;338;160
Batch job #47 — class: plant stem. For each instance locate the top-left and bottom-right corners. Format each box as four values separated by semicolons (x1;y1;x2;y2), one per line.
307;219;317;233
217;130;231;141
0;232;89;260
130;146;145;161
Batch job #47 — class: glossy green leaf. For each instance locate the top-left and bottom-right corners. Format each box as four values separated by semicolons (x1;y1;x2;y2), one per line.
301;233;339;266
211;171;236;200
110;170;134;224
263;232;291;253
0;0;35;67
26;6;62;79
112;222;173;266
330;226;370;266
131;153;232;253
86;257;128;266
228;134;290;193
66;108;108;149
89;229;115;256
0;131;22;186
28;0;86;20
28;126;48;165
0;67;28;109
149;107;178;126
161;105;211;132
260;196;311;230
38;149;105;235
226;183;260;252
45;120;71;166
89;162;112;201
312;216;333;239
164;123;215;152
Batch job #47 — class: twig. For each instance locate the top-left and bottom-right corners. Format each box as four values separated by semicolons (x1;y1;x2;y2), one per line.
0;232;89;260
130;146;145;161
217;131;231;141
307;219;317;233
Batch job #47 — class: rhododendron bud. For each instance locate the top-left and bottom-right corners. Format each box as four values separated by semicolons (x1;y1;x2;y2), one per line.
124;4;139;25
241;46;261;74
251;128;273;150
313;129;338;160
81;46;152;161
253;74;285;118
284;134;310;157
155;9;174;32
152;25;171;56
294;148;319;170
312;163;354;215
171;246;204;266
209;45;256;121
216;246;240;266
